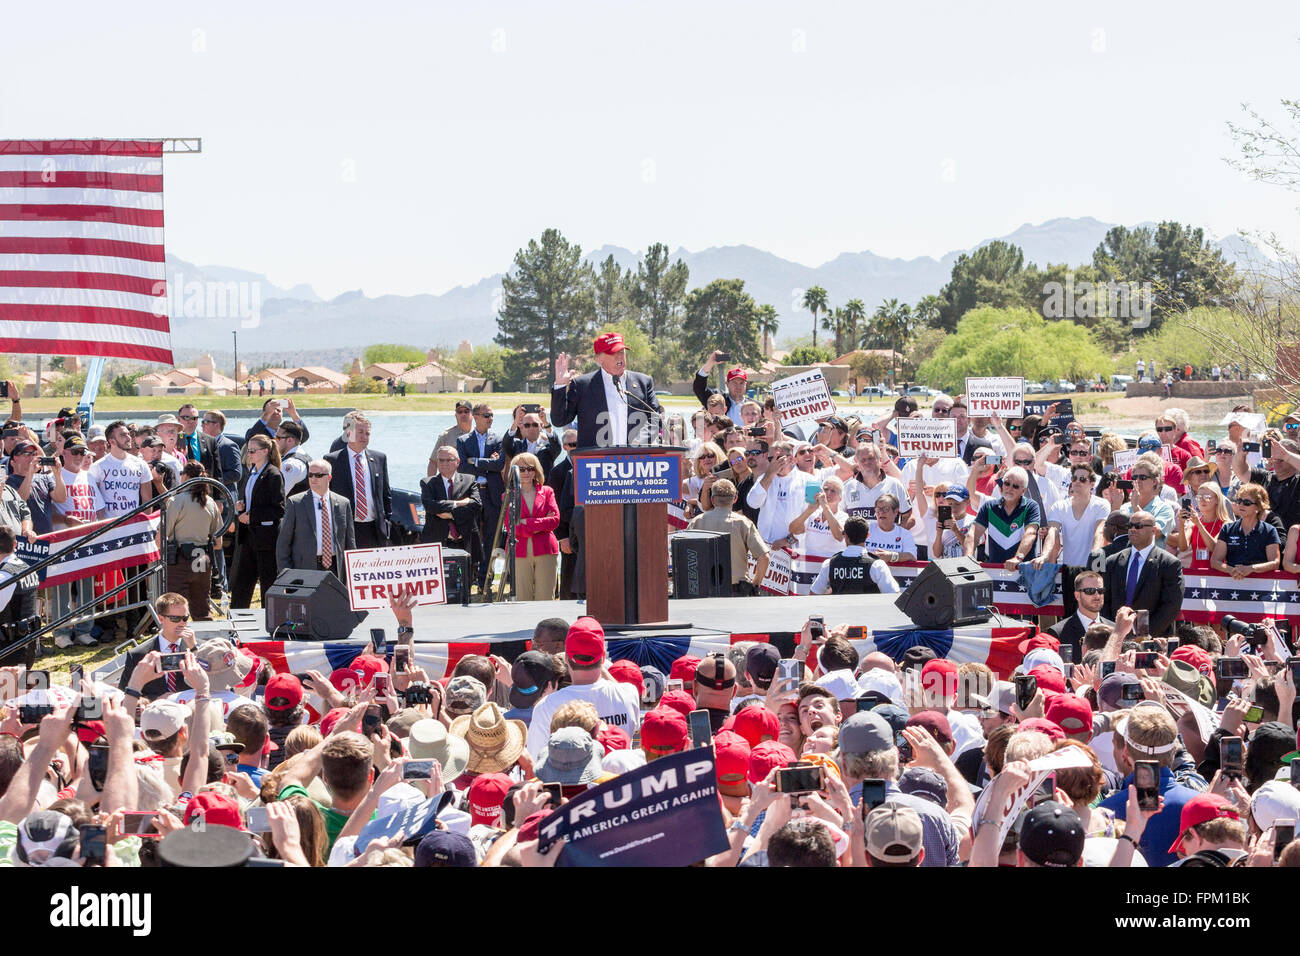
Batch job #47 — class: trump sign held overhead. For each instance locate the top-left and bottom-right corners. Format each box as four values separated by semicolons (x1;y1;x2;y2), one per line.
896;418;959;458
344;542;446;611
964;377;1024;418
574;453;680;505
770;369;834;429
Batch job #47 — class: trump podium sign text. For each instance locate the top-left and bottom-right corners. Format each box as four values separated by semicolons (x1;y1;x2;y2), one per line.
896;417;959;458
575;453;680;505
771;369;834;428
964;377;1024;418
344;542;446;611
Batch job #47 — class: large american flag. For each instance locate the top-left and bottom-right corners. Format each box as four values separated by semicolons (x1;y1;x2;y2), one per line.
0;139;172;363
14;513;161;588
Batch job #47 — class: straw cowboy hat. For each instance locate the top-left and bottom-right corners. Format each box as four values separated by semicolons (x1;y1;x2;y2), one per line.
449;703;527;774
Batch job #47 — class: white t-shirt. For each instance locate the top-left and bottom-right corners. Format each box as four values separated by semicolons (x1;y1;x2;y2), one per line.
899;455;969;492
525;679;641;758
167;688;248;723
746;470;808;545
919;510;975;559
55;469;104;522
90;454;152;516
866;522;916;558
801;508;848;560
1047;496;1110;567
842;475;910;521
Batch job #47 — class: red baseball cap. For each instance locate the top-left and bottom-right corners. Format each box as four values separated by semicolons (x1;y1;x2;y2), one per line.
565;617;606;668
1017;717;1065;742
713;730;751;787
264;673;303;711
1171;645;1213;676
641;707;688;755
906;710;953;744
319;707;349;736
921;659;958;697
1019;632;1061;655
183;791;244;830
725;367;747;382
1029;664;1067;695
467;773;513;827
593;332;628;355
75;721;107;744
1169;793;1240;855
351;653;388;688
659;689;696;718
669;655;701;682
608;660;644;696
596;724;631;753
1045;695;1093;739
748;740;797;784
729;706;780;748
517;810;548;843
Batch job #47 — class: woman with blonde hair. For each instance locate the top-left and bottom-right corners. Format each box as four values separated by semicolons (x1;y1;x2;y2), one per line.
1167;480;1230;571
230;432;284;608
684;441;726;503
507;451;560;601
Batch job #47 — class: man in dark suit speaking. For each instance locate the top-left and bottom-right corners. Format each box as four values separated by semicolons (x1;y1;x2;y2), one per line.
551;332;663;449
1100;509;1184;637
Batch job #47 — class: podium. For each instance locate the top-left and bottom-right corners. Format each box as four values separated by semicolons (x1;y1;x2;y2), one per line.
571;445;684;626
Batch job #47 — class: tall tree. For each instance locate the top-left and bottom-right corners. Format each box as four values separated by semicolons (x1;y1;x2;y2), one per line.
936;241;1025;331
679;279;764;373
495;228;595;389
842;299;866;354
913;294;942;328
755;303;780;359
802;286;829;349
632;242;689;343
871;298;913;386
821;306;849;356
594;254;635;327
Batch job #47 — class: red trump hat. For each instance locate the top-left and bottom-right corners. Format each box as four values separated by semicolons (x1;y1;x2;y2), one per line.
725;367;747;382
593;332;627;355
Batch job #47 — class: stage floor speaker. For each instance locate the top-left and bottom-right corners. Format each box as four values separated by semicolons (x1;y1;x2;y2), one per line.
265;569;366;640
894;558;993;628
441;548;471;606
671;531;732;599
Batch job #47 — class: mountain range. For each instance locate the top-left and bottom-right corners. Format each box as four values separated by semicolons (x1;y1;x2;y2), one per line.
164;216;1270;365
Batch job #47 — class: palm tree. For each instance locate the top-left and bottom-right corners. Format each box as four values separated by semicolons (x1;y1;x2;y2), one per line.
803;286;828;349
843;299;866;355
913;294;942;328
871;298;913;388
821;307;848;356
755;304;780;359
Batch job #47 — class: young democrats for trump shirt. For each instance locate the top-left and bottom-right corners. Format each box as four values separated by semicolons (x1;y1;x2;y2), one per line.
524;679;641;758
90;454;151;516
54;469;104;523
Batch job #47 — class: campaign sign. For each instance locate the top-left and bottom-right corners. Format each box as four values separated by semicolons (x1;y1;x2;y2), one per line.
1023;398;1073;419
1111;449;1139;473
537;747;728;866
574;453;680;505
747;547;792;595
896;418;959;458
771;369;834;428
344;542;446;611
965;377;1024;418
354;791;454;854
970;747;1092;849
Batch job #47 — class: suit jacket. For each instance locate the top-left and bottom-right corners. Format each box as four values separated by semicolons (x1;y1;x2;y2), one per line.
1049;613;1114;654
457;430;505;515
214;434;242;488
276;490;355;573
1101;546;1185;637
550;457;574;540
116;634;191;699
550;369;662;449
511;483;560;558
419;472;482;545
236;464;285;551
179;430;219;477
245;417;310;446
960;432;994;465
325;447;393;540
506;435;561;481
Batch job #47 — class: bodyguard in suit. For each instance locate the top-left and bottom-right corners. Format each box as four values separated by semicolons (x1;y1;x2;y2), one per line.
325;412;393;550
1048;568;1114;657
550;332;664;449
277;459;356;578
230;434;286;609
201;409;244;600
116;592;196;699
1100;509;1184;637
457;404;505;586
177;403;219;475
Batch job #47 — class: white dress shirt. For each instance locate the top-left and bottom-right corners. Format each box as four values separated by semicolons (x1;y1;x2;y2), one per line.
600;369;628;444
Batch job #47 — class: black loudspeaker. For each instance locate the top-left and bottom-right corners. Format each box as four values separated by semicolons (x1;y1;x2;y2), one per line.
265;569;367;640
671;531;732;599
894;558;993;628
441;548;471;606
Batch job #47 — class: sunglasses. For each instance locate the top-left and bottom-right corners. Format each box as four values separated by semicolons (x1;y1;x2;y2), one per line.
162;613;190;623
65;449;88;456
1012;459;1033;467
563;443;577;449
933;407;951;415
518;465;537;473
699;454;717;460
1070;475;1092;483
476;413;494;419
522;424;541;429
1132;474;1156;481
1008;424;1022;431
1068;449;1091;456
178;414;199;421
1155;425;1175;433
1127;522;1154;530
1237;498;1259;507
1215;449;1233;455
308;471;331;478
202;419;221;426
1001;482;1024;490
1076;586;1104;596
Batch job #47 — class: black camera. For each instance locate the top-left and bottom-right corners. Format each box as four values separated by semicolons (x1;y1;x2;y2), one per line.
403;682;433;705
1222;615;1268;647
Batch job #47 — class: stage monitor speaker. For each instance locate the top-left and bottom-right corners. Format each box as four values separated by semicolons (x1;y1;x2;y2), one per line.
671;531;732;599
894;558;993;628
265;569;366;640
441;548;471;606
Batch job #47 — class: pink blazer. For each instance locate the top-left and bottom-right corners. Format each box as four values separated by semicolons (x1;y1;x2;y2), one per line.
510;484;560;558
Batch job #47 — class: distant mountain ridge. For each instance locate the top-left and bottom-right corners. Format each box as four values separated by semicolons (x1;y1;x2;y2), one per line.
163;217;1270;355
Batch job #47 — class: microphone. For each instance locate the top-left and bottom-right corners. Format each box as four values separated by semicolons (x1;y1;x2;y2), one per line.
614;377;664;445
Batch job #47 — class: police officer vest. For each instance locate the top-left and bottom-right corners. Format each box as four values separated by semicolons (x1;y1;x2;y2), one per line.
827;552;880;595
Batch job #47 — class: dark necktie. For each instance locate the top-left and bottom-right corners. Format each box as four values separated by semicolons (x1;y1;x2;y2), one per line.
1125;552;1143;607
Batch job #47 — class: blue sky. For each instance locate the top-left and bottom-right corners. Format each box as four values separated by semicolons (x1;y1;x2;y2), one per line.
3;1;1297;298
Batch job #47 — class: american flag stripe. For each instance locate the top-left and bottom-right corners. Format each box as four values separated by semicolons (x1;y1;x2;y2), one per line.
15;514;160;588
0;138;171;364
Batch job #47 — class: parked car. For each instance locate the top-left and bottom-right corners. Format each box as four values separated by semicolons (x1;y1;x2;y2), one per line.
862;385;893;398
1025;381;1048;394
904;385;935;397
654;389;673;396
1109;374;1134;391
1056;379;1076;392
831;389;850;397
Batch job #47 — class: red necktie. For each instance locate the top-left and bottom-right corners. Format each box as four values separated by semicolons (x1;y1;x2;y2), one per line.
320;497;333;569
354;454;368;521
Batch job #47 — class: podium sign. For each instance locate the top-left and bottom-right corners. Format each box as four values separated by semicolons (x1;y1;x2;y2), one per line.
575;453;680;506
